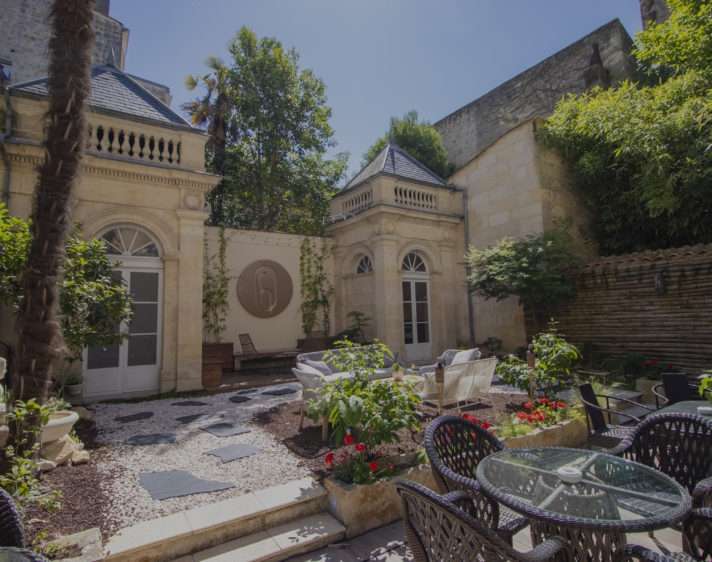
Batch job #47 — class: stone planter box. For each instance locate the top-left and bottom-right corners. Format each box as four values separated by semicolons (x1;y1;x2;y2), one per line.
324;464;436;538
501;417;588;449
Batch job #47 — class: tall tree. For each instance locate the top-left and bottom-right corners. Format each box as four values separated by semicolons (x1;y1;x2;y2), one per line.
363;111;453;178
183;57;233;223
15;0;95;400
188;27;347;235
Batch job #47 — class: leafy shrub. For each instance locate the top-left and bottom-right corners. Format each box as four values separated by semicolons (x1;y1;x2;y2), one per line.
324;438;397;485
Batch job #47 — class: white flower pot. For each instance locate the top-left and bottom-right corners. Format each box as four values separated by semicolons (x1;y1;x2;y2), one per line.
41;410;79;444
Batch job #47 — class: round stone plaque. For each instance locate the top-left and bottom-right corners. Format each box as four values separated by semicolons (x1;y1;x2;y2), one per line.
236;260;293;318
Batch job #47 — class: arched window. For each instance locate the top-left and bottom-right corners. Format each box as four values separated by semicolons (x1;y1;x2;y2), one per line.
402;252;427;273
356;255;373;274
101;226;160;257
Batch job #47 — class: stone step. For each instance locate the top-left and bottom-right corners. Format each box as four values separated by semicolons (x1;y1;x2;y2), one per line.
174;512;345;562
105;478;327;562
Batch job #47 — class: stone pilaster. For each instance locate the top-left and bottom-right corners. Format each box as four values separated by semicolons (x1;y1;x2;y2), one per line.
371;234;402;355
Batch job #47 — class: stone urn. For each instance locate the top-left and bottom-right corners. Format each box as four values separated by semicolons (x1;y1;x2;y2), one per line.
41;410;80;444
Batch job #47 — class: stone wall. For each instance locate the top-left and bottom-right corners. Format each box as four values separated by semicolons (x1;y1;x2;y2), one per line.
435;19;635;170
205;227;334;355
0;0;128;83
640;0;670;27
534;245;712;370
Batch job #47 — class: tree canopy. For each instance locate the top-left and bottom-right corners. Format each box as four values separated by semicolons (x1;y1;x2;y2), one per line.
185;27;347;235
363;111;453;179
539;0;712;255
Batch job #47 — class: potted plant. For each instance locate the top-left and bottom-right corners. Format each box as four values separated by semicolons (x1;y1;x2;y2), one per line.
62;372;83;400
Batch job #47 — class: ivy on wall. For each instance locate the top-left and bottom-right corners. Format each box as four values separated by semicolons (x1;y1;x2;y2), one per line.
202;227;230;343
300;238;333;336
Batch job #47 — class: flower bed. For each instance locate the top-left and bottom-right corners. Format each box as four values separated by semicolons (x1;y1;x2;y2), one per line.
496;398;587;449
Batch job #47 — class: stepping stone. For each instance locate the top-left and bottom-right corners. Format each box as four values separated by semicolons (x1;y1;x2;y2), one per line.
176;413;210;425
171;400;208;407
206;444;260;463
127;433;176;446
201;422;251;438
139;470;234;501
261;387;297;396
236;388;258;395
115;412;154;424
229;395;251;404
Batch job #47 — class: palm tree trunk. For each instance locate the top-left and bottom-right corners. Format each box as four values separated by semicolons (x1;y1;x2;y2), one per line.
15;0;95;401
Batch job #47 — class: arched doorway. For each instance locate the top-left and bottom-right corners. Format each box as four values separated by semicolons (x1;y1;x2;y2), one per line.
83;225;163;399
401;251;431;361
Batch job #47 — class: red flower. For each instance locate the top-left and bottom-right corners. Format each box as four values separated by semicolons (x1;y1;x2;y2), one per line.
556;401;567;409
667;364;673;370
325;452;335;467
369;461;379;472
523;401;533;410
516;412;529;421
480;421;492;430
343;434;354;446
355;443;366;453
462;413;479;424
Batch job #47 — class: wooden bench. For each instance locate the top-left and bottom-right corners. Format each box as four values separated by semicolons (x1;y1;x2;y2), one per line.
233;333;298;371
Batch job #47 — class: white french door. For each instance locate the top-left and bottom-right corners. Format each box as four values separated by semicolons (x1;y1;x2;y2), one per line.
84;262;162;399
402;277;432;362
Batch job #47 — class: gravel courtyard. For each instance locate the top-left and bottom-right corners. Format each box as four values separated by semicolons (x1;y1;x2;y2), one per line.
93;383;311;533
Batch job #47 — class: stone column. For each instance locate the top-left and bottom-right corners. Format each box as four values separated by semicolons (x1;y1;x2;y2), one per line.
436;239;457;351
371;234;401;355
175;209;208;392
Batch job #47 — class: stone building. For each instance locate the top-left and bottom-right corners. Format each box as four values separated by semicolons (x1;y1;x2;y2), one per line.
0;0;670;399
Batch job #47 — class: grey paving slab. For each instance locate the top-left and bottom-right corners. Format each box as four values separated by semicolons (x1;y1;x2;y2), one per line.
206;443;260;463
115;412;154;423
200;422;251;438
139;469;234;501
127;433;176;446
175;413;210;425
171;400;209;407
261;387;297;396
236;388;258;395
228;395;252;404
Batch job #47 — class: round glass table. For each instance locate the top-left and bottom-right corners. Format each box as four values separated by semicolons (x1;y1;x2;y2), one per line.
476;447;692;562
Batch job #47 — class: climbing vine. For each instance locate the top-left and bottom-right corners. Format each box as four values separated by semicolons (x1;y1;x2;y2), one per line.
300;238;333;336
203;227;230;343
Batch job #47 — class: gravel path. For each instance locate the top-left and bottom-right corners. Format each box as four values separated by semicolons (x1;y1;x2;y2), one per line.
93;383;311;533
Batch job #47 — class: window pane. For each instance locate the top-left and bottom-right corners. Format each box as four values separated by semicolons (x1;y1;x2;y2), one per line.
415;282;428;302
417;323;430;343
401;281;411;302
128;334;157;366
404;323;413;344
87;343;119;369
102;230;123;254
131;272;158;301
130;303;158;334
403;303;412;322
132;242;159;257
416;302;429;322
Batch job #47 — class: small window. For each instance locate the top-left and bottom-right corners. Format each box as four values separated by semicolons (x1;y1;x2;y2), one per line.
101;226;160;257
356;255;373;274
402;252;427;273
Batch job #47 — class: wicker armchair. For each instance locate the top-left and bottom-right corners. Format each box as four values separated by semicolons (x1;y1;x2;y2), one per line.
0;488;25;549
578;383;654;446
609;413;712;507
682;507;712;561
653;374;700;408
620;544;697;561
424;415;529;544
396;480;572;562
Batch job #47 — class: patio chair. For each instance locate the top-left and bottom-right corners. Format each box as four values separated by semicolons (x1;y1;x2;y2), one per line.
424;415;529;545
577;383;655;447
234;333;298;369
609;413;712;506
0;489;49;561
420;356;497;412
653;374;700;408
416;347;481;375
682;507;712;561
620;544;697;561
396;480;571;562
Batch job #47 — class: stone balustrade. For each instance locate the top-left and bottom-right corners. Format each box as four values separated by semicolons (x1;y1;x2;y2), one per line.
87;122;182;166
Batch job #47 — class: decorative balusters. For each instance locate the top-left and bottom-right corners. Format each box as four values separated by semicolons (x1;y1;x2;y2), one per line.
85;123;183;166
394;185;437;210
342;188;373;216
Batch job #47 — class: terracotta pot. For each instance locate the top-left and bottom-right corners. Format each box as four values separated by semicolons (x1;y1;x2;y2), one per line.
202;342;234;372
201;359;223;389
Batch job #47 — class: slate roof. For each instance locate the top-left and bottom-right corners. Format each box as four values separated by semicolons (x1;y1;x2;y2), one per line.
10;65;193;130
343;143;447;191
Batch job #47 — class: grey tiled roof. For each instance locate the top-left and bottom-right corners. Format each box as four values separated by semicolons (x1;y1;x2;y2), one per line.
11;65;192;129
344;144;447;190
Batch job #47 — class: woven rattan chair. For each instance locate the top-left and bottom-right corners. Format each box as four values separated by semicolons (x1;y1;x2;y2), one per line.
396;480;572;562
653;374;701;408
609;413;712;507
424;415;529;544
621;544;697;561
0;488;25;549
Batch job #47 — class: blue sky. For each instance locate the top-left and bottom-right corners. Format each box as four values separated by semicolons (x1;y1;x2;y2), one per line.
112;1;643;178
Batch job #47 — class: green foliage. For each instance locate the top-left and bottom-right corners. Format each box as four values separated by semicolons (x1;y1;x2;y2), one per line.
540;0;712;254
299;238;333;335
496;322;581;394
363;111;453;178
188;27;347;235
0;206;132;361
330;446;396;485
699;374;712;404
336;311;371;342
466;228;579;308
203;228;230;343
1;399;61;510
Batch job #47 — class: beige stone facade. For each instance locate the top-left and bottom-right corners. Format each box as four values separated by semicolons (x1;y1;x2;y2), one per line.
0;80;220;400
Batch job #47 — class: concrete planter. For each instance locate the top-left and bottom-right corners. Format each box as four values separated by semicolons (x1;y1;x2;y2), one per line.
41;410;80;444
324;464;436;538
635;377;659;405
201;358;223;389
202;343;234;372
501;417;588;449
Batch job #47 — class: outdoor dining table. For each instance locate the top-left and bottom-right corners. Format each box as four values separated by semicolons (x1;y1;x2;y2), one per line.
657;399;709;415
476;447;692;562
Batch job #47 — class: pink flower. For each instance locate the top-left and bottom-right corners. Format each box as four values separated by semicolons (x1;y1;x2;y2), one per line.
523;401;534;410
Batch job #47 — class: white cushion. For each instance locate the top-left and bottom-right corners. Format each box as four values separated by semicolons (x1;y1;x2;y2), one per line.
304;359;332;375
295;363;326;379
451;349;476;365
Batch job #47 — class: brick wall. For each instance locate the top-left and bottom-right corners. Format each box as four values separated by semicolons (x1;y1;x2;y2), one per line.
530;245;712;370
